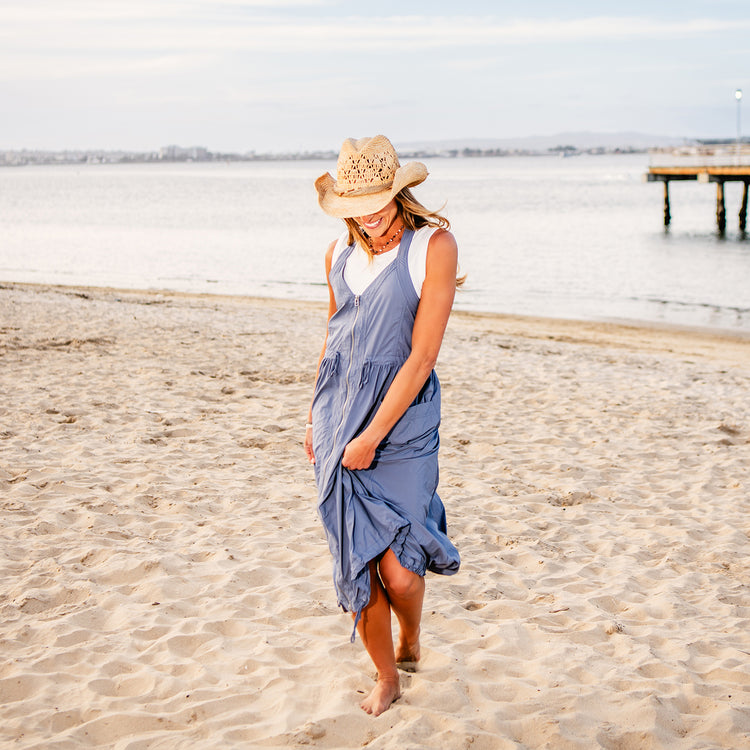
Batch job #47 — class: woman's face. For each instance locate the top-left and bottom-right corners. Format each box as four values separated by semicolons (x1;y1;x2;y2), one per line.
355;200;399;238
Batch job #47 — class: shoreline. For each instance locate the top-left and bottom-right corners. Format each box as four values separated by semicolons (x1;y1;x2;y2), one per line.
1;281;749;748
5;279;750;345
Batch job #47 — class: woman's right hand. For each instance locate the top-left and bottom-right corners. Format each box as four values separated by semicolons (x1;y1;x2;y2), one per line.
304;426;315;465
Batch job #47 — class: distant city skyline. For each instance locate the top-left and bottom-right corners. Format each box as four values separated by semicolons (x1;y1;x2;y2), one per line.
1;1;748;153
2;131;675;168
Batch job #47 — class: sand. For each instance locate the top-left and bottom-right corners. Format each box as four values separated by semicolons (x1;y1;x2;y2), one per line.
1;281;749;750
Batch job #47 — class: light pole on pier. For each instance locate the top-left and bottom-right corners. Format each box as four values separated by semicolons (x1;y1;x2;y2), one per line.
736;89;743;144
735;89;748;232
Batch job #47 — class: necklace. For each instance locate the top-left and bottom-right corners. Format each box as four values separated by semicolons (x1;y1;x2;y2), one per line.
367;223;404;255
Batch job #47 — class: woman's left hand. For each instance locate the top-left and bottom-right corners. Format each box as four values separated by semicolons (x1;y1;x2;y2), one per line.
304;426;315;465
341;434;377;470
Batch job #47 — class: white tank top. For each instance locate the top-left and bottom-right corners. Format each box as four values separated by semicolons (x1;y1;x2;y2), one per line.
331;226;438;297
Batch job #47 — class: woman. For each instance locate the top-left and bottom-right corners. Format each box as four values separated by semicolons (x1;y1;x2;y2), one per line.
304;135;461;716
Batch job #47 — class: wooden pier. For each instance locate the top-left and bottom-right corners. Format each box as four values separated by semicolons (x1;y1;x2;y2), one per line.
646;144;750;233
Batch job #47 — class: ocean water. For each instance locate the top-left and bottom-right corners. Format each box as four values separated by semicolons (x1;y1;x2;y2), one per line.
1;155;749;332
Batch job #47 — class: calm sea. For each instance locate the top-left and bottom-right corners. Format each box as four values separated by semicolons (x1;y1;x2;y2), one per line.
1;155;749;333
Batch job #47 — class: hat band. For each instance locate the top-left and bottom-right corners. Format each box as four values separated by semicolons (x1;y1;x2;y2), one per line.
334;179;394;198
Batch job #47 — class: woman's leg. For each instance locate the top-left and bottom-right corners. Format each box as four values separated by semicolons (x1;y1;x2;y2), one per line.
355;560;401;716
377;549;425;666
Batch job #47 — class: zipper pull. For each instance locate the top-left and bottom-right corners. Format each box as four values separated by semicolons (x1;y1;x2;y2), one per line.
354;295;360;307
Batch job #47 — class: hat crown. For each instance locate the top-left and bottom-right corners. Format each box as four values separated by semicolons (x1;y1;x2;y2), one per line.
333;135;401;197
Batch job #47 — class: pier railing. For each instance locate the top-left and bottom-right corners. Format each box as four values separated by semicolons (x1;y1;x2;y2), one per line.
649;144;750;169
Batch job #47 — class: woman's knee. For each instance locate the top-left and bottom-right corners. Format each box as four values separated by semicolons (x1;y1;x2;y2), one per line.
378;552;423;599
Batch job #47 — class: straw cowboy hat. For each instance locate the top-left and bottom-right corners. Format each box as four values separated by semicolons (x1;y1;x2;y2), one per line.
315;135;428;218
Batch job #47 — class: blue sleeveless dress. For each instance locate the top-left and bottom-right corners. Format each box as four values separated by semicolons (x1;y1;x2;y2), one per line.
311;229;460;629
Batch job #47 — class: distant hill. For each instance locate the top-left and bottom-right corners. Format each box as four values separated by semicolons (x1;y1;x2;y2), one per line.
396;132;687;154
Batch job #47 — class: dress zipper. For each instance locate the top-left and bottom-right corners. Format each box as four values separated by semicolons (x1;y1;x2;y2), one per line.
332;294;360;453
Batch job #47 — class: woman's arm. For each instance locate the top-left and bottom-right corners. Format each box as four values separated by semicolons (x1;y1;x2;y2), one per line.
304;240;338;465
341;228;458;470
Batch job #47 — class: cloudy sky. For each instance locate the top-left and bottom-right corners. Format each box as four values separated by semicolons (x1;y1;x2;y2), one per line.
1;0;748;152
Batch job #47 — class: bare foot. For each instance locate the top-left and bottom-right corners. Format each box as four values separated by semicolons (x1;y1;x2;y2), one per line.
395;630;421;672
359;676;401;716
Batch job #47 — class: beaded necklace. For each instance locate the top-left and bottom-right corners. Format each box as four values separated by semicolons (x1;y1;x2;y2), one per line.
367;223;404;255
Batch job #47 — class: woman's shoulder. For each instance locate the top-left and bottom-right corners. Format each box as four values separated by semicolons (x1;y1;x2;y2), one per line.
424;227;458;278
428;226;456;245
411;225;455;255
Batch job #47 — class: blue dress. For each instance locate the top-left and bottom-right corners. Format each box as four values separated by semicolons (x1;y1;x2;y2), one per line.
312;229;460;630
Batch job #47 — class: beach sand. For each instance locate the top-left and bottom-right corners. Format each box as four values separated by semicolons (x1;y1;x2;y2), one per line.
1;282;749;749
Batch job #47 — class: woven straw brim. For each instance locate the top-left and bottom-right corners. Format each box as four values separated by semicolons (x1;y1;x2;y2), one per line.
315;161;428;218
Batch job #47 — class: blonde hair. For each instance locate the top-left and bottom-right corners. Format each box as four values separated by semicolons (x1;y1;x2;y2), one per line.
342;188;465;286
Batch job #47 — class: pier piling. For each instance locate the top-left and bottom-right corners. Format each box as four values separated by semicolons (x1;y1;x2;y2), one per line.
716;181;726;234
741;181;749;233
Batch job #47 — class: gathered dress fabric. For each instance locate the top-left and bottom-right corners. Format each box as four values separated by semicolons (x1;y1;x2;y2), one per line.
312;229;460;634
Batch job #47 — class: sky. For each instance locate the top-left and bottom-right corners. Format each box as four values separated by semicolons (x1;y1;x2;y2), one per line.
1;0;749;153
